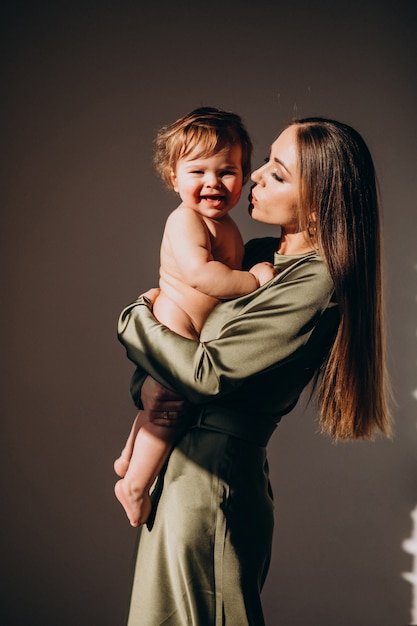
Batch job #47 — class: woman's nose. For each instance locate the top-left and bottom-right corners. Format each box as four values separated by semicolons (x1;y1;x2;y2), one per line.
251;166;262;184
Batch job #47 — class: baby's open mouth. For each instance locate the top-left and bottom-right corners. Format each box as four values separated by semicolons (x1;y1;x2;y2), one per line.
201;195;224;202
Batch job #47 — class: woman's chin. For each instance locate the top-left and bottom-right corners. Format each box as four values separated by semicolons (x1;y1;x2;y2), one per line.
248;204;260;220
248;206;263;223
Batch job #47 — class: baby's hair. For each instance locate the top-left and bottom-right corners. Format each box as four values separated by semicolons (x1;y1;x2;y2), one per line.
153;106;253;188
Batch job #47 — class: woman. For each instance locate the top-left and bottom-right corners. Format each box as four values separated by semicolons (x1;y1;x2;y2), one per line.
117;117;392;625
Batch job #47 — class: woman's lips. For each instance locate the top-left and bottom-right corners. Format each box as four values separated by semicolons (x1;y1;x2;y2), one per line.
248;190;256;215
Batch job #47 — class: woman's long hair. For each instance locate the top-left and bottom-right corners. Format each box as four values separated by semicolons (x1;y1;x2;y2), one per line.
290;117;392;440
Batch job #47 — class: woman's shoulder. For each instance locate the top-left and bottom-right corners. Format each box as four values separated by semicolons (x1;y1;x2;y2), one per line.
242;237;280;270
243;237;326;270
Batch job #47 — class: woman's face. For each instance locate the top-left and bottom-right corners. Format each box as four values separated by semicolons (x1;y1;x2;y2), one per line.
249;125;300;230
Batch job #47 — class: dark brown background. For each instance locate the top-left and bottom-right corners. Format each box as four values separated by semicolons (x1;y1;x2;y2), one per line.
1;1;416;624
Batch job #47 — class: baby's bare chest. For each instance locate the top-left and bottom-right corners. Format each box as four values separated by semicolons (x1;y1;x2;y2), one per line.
207;220;244;269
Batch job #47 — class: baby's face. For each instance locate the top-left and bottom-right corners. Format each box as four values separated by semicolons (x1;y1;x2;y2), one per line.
170;145;243;219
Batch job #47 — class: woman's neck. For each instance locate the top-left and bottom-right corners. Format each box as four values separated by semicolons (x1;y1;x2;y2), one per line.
277;231;317;256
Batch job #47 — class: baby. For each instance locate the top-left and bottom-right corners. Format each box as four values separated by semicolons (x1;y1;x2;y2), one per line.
114;107;276;526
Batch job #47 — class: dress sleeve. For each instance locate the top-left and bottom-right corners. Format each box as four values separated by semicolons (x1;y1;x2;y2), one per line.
117;257;336;405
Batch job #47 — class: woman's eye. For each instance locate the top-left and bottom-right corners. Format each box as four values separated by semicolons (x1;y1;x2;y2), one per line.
272;172;284;183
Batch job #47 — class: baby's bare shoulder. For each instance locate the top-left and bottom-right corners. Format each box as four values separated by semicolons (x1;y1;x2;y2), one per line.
167;205;204;223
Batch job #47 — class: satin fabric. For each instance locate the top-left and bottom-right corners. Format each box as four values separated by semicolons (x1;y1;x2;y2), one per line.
126;428;274;626
118;238;339;625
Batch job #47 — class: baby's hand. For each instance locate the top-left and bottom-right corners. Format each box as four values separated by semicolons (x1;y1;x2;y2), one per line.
249;262;277;287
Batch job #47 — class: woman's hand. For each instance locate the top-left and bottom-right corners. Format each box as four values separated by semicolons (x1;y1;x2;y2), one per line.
141;376;195;428
140;288;161;305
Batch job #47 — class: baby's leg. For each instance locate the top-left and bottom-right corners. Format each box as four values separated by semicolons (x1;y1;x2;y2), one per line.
153;291;201;339
114;411;146;477
115;421;175;527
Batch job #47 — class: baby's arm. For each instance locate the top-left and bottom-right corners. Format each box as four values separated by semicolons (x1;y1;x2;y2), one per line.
164;208;276;297
248;262;277;287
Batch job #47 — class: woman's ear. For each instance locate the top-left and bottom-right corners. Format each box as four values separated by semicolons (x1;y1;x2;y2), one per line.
170;168;179;192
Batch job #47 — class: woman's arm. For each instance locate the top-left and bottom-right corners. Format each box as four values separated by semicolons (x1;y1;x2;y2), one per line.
118;255;336;405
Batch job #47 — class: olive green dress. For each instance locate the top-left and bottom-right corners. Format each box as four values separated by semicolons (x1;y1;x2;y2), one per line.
118;238;338;626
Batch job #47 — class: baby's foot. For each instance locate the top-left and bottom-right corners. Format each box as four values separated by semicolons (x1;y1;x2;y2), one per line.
114;479;152;527
114;455;130;478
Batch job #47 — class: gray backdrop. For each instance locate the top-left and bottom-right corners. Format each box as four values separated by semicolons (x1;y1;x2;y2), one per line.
1;1;416;625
